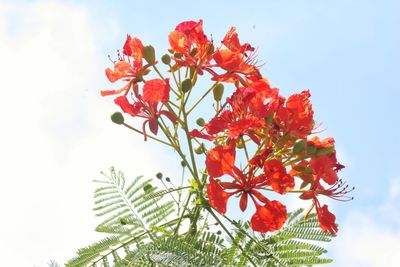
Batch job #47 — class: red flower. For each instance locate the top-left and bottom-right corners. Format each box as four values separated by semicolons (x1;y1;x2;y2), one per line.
113;79;175;140
212;27;261;82
310;154;339;185
101;36;149;97
250;200;287;233
222;27;254;54
300;179;353;235
205;146;287;232
276;90;314;139
168;20;213;69
264;159;295;194
123;35;143;67
200;87;266;143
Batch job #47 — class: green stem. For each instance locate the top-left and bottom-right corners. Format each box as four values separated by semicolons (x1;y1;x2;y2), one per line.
207;208;258;267
187;83;217;115
122;123;173;147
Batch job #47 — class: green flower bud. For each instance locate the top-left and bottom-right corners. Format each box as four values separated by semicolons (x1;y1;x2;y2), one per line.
161;54;171;65
174;52;183;59
156;172;163;179
216;230;222;235
180;160;186;167
293;139;307;155
165;177;171;182
195;143;205;154
143;184;153;192
119;218;128;225
189;48;198;57
181;78;192;93
111;112;124;125
196;117;205;127
143;45;155;64
213;83;224;101
236;139;244;149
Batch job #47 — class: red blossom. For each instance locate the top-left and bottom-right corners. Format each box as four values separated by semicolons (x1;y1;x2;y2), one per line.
310;155;339;185
250;200;287;233
264;159;295;194
276;90;314;139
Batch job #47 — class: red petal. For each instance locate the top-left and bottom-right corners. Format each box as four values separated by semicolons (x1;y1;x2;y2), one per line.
239;192;248;211
250;189;269;203
207;177;231;215
206;144;235;178
310;156;338;185
123;35;144;66
114;96;141;117
106;61;131;83
148;118;158;135
250;200;287;233
189;129;215;141
142;78;170;104
316;204;338;235
264;159;295;194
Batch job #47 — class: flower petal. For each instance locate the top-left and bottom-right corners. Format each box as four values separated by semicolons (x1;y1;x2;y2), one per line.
250;200;287;233
142;78;170;104
316;204;338;235
207;177;231;215
206;144;235;178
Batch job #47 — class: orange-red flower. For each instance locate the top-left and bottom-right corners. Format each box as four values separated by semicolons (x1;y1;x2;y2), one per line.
250;199;287;233
114;79;175;140
276;90;314;139
101;35;149;97
264;159;295;194
212;27;261;82
168;20;213;69
205;145;287;233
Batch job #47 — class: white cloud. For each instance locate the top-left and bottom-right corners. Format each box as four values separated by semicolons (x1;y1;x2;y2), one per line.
332;178;400;267
0;1;179;266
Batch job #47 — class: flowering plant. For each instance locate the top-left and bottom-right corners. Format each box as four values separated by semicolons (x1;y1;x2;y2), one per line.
68;20;352;266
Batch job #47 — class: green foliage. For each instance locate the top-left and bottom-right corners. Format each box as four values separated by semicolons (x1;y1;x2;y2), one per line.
67;169;334;267
224;209;334;266
66;168;175;267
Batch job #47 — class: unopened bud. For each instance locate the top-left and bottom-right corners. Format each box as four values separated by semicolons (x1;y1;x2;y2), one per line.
181;78;192;93
156;172;163;179
180;160;186;167
143;45;156;64
195;143;205;154
196;117;205;127
189;48;198;57
174;52;183;59
143;184;153;192
213;83;224;101
165;177;171;182
236;139;244;149
161;54;171;65
111;112;124;125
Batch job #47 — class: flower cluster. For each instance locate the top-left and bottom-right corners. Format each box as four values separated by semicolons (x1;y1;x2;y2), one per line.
102;20;352;235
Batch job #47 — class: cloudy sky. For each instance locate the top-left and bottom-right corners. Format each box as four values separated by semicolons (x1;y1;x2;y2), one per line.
0;0;399;266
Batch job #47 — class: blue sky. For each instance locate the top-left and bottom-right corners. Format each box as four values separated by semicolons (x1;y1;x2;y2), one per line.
0;0;399;266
